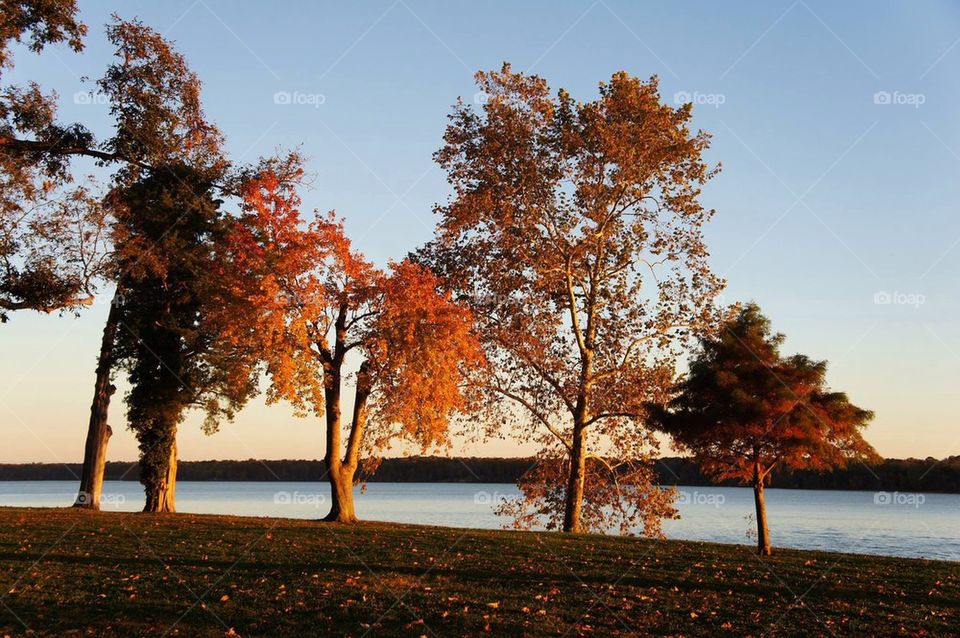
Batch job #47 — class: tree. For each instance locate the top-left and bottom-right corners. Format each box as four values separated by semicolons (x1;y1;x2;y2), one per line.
648;303;879;555
111;166;253;512
1;4;225;508
218;166;484;522
423;64;721;534
0;1;123;508
0;1;112;321
73;15;230;509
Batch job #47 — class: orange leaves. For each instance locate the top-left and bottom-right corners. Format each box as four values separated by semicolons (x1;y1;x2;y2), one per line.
431;65;723;535
221;163;483;457
368;260;485;448
214;165;331;416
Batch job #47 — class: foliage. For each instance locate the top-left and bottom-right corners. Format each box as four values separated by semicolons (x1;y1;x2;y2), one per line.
423;63;722;534
99;16;225;179
111;167;254;508
0;1;111;320
216;162;484;519
0;183;110;321
223;161;485;443
650;303;880;485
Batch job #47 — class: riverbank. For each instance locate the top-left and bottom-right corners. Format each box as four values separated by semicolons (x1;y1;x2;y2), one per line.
0;508;956;636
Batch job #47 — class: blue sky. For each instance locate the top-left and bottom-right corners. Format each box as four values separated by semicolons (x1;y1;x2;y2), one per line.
3;0;959;462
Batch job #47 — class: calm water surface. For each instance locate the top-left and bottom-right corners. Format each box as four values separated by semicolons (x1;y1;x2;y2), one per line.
2;481;958;561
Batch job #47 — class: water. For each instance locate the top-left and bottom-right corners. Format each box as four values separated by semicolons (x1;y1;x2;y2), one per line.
2;481;958;561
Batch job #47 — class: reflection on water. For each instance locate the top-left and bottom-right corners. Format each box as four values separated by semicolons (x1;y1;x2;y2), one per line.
2;481;957;561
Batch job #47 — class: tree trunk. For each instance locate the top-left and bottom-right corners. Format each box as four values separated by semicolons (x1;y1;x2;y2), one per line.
319;360;351;522
143;437;177;513
563;423;587;533
324;463;358;523
753;461;772;556
322;361;370;524
74;293;121;509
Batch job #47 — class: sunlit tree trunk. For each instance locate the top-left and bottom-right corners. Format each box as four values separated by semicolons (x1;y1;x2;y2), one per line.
753;459;772;556
563;303;595;534
320;364;354;522
325;464;357;523
320;307;360;523
74;292;121;509
322;352;371;524
143;434;177;513
563;422;587;533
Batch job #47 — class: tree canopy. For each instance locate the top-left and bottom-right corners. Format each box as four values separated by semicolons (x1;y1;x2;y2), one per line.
215;162;485;521
0;0;109;320
648;302;879;553
423;63;722;535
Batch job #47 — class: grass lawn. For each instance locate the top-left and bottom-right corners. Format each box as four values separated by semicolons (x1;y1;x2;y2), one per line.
0;507;956;636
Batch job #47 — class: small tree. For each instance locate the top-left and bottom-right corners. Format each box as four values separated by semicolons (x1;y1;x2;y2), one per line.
648;303;879;555
424;64;721;534
218;167;484;522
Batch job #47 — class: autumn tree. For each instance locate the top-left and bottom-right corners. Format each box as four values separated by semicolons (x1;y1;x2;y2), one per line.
0;2;230;507
73;16;232;509
648;303;879;555
423;64;721;534
0;2;127;508
110;165;254;512
218;165;483;522
0;1;113;320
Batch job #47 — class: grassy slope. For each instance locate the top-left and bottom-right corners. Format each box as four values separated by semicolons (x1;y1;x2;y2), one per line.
0;508;956;637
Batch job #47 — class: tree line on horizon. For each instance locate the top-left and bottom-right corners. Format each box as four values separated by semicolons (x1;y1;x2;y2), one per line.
3;455;958;493
1;1;879;555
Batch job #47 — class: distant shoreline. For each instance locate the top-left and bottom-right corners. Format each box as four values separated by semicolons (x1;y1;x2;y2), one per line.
2;456;958;493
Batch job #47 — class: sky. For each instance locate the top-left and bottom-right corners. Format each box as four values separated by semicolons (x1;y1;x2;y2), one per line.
2;0;959;463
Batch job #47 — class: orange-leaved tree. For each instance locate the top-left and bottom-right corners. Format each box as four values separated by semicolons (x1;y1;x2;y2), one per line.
424;64;723;535
217;164;484;522
648;303;879;555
